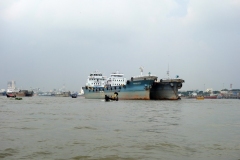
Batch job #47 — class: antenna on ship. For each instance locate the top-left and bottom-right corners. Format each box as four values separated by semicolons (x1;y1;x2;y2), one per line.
167;63;170;79
139;66;144;76
62;84;66;92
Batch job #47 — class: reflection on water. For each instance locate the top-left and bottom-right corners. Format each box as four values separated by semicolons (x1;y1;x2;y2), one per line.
0;96;240;160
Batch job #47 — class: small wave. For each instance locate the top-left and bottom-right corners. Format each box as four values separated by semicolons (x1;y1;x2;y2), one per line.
20;127;38;130
23;151;52;159
142;142;181;151
33;151;52;155
114;129;122;132
71;155;138;160
70;155;91;160
0;148;18;158
74;126;97;130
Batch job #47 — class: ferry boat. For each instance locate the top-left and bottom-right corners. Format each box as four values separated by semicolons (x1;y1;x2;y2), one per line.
82;68;158;100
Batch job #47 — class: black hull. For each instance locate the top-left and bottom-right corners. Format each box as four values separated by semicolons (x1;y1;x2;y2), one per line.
150;79;184;100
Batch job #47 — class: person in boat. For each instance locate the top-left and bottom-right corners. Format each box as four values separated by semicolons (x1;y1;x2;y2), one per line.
105;92;118;101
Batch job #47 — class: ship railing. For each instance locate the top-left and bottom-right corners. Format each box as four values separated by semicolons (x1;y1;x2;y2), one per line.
159;78;185;83
132;74;157;78
84;85;125;91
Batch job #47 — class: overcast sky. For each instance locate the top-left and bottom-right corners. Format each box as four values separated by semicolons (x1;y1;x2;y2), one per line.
0;0;240;92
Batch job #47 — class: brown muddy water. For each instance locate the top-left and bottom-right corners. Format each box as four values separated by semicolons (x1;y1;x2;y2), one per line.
0;96;240;160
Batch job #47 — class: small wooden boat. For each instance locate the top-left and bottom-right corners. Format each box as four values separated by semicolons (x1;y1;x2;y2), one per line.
196;96;204;100
105;92;118;102
15;97;22;100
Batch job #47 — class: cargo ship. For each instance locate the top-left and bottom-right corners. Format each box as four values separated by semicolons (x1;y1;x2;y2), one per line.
150;78;184;100
150;69;185;101
6;90;34;97
82;68;158;100
18;90;34;97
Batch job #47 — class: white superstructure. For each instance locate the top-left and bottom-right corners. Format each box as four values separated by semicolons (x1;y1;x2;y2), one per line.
85;70;107;88
106;71;127;86
7;80;19;93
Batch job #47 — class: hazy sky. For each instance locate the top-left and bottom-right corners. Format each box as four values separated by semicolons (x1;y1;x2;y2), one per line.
1;0;240;92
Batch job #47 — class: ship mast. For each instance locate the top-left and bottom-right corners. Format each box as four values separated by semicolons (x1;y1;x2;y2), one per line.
167;63;170;79
139;67;144;76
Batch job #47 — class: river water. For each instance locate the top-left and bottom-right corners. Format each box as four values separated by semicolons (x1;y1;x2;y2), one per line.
0;96;240;160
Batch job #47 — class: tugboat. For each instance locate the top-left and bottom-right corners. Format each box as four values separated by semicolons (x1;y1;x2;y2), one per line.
105;92;118;102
